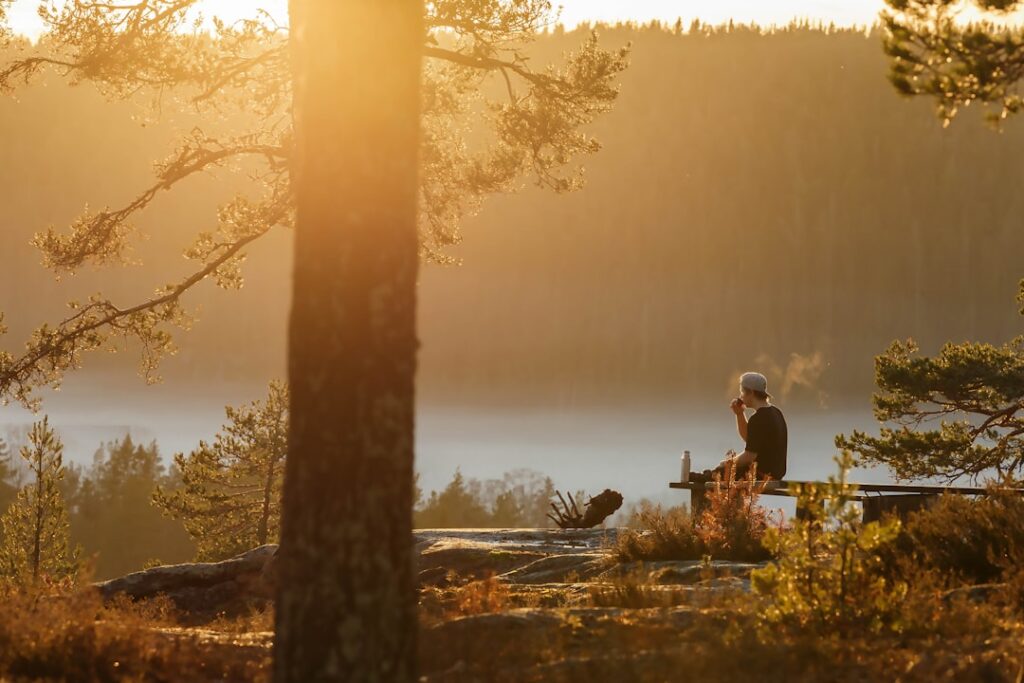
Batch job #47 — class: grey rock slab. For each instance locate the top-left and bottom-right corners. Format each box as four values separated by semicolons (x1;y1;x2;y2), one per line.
599;560;764;585
94;545;278;600
417;540;548;577
414;528;618;554
499;553;609;584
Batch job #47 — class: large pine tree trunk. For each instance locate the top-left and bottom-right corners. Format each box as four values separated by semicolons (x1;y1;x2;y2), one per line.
276;2;422;681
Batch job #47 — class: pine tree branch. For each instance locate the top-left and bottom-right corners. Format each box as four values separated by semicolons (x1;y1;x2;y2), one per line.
35;136;288;271
424;44;557;93
0;198;288;408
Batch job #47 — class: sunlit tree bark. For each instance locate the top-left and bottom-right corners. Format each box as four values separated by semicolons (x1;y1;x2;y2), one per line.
275;2;422;681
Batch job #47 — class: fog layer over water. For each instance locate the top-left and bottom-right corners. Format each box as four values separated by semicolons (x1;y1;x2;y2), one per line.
2;374;885;519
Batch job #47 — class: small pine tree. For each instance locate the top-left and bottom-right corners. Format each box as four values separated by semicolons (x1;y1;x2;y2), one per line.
154;381;288;560
751;452;906;636
0;417;78;582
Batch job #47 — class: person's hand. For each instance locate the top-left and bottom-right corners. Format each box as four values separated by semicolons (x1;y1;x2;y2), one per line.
730;398;745;416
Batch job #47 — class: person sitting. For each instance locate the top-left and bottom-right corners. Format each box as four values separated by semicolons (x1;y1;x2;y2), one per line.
689;371;788;484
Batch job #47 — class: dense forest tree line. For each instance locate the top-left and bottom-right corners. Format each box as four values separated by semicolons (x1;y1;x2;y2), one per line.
421;21;1024;407
0;429;194;579
64;435;194;578
1;22;1022;408
0;400;562;577
415;468;558;529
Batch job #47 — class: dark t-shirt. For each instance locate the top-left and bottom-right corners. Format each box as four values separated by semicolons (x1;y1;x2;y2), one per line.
746;405;788;479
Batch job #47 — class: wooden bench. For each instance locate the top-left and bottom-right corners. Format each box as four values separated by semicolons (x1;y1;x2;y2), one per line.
668;480;1015;523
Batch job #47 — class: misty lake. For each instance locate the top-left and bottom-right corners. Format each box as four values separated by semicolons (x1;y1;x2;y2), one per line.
0;375;898;520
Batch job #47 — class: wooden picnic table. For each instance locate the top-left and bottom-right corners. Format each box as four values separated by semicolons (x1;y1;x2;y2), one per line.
668;480;1024;523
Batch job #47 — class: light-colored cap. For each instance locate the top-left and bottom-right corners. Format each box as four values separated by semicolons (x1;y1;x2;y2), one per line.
740;372;771;398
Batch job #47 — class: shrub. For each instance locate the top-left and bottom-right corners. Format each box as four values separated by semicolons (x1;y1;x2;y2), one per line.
0;582;270;681
878;488;1024;585
452;575;511;616
614;465;774;563
613;502;701;561
695;464;774;561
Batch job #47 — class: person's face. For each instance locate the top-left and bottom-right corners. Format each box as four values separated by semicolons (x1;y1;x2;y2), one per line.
739;386;755;404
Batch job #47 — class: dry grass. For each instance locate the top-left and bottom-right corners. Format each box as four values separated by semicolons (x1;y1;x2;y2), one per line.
417;568;1024;683
615;467;775;563
587;568;693;608
451;574;511;615
420;573;524;627
695;466;775;561
0;581;271;681
4;489;1024;682
205;605;275;634
613;502;700;561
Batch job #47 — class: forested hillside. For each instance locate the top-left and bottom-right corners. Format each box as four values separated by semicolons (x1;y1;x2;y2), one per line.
2;22;1022;406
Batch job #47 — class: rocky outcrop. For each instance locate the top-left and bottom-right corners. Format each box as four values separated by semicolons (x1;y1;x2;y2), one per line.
415;528;617;584
94;545;277;619
600;559;761;585
93;529;763;620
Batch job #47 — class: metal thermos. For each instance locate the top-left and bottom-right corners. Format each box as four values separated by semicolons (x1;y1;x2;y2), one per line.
681;450;691;483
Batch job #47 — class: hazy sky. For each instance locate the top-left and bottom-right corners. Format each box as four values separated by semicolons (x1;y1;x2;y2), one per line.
6;1;889;37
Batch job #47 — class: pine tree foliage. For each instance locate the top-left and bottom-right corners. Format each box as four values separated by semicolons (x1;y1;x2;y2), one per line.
0;1;628;409
154;380;287;560
884;0;1024;127
416;470;490;528
0;417;78;582
0;2;9;44
885;0;1024;309
837;338;1024;481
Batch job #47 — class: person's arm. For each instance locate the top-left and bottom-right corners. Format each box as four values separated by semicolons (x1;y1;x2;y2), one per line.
731;399;748;441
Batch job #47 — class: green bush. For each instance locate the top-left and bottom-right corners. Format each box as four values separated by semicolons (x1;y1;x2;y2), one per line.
751;452;907;636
